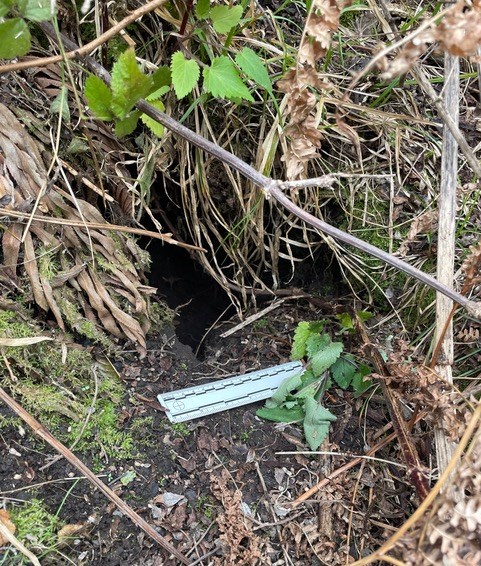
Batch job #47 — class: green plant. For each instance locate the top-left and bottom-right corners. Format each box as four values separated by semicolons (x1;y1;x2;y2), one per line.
171;422;191;437
84;3;274;136
0;0;54;58
257;319;372;450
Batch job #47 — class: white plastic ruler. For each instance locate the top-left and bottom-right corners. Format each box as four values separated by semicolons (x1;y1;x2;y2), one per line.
158;360;303;423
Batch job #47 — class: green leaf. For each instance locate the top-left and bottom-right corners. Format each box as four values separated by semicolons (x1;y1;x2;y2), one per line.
305;333;329;359
170;51;200;99
50;86;70;121
0;18;30;59
303;396;337;451
110;48;153;119
357;310;372;323
265;372;303;408
195;0;210;19
331;357;356;389
291;321;311;360
352;364;372;396
115;110;141;137
0;1;10;17
84;75;114;121
150;66;171;92
256;405;305;423
336;312;354;332
210;5;243;33
18;0;54;21
203;56;254;102
311;341;343;377
140;99;165;137
235;47;272;95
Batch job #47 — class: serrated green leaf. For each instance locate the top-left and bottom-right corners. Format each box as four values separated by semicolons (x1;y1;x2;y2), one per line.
84;75;114;121
111;48;153;119
195;0;210;19
331;357;356;389
0;18;30;58
305;333;329;358
115;110;141;137
357;310;373;322
311;341;343;377
210;4;243;33
140;99;165;137
203;56;254;102
265;372;303;408
336;312;354;332
303;396;337;451
235;47;272;94
50;85;70;121
256;405;305;423
18;0;54;21
150;66;171;91
291;321;311;360
171;51;200;99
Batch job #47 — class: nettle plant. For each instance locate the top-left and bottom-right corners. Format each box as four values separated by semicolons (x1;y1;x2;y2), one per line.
257;317;372;450
0;0;54;58
84;2;273;136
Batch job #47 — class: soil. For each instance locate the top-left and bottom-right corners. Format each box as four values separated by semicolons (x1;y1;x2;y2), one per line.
0;288;416;565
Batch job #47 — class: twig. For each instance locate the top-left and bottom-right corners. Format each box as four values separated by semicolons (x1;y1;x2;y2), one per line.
34;23;481;319
0;520;41;566
0;0;168;74
0;385;191;564
349;402;481;565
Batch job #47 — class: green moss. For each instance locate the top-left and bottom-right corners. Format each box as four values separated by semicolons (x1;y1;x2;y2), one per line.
7;499;64;564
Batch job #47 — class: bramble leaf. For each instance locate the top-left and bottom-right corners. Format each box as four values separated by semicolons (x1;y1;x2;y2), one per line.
203;56;254;102
111;48;153;119
331;357;356;389
18;0;54;21
265;372;303;408
171;51;200;99
195;0;210;19
140;99;165;137
311;341;343;377
0;18;30;58
115;110;141;137
84;75;114;121
291;321;311;360
210;5;243;33
235;47;273;95
303;396;337;451
256;405;305;423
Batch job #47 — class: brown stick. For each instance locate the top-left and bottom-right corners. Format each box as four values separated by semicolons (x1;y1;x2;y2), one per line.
0;0;168;74
31;23;481;319
352;315;430;501
0;386;191;564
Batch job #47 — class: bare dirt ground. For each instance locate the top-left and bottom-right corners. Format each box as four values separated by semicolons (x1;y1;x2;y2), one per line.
1;296;417;565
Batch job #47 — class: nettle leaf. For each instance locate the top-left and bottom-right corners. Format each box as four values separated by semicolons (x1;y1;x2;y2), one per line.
140;99;165;137
265;372;303;408
305;333;329;359
203;56;254;102
150;66;171;92
291;321;311;360
303;396;337;451
311;341;343;377
331;356;356;389
111;48;153;119
84;75;114;121
195;0;210;20
235;47;273;95
256;405;305;423
115;110;141;137
50;86;70;121
171;51;200;99
18;0;54;21
210;4;243;33
0;18;30;58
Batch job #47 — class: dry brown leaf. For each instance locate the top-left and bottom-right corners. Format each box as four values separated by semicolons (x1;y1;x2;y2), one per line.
0;509;16;546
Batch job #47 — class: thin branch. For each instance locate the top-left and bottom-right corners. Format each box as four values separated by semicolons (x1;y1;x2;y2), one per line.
35;22;481;319
0;0;167;74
